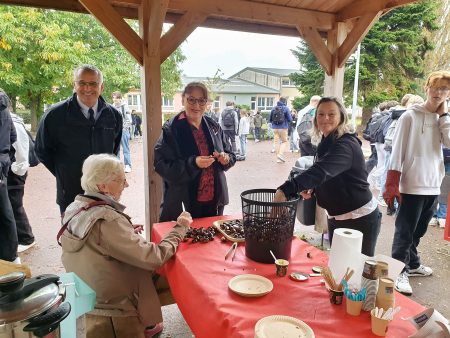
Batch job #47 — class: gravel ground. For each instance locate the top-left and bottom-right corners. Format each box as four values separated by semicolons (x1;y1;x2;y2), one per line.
19;135;449;319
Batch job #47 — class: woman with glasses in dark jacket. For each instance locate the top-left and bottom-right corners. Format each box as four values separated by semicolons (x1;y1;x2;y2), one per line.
154;82;236;221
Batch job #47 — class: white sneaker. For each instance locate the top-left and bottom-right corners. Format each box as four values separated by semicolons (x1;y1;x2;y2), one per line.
438;218;446;228
428;217;439;226
271;149;276;153
276;159;283;164
395;272;412;295
255;139;260;143
407;265;433;277
277;155;286;163
18;241;36;253
12;256;21;264
124;165;132;173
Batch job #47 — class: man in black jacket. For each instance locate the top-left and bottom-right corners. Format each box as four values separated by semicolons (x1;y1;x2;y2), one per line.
0;90;19;262
35;65;122;214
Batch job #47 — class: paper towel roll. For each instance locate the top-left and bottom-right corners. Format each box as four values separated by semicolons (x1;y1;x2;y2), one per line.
328;228;363;285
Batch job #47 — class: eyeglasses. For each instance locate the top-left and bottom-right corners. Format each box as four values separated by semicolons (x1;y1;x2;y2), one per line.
430;86;450;93
186;96;208;106
76;80;100;88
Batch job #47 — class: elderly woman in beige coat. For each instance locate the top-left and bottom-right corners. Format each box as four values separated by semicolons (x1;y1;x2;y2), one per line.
61;154;191;338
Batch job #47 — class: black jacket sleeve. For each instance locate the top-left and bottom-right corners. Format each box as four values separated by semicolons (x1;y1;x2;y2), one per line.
113;110;123;156
154;127;202;184
278;137;354;197
35;112;56;176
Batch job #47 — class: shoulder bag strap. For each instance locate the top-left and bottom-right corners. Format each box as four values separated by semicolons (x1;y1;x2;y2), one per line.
57;200;110;246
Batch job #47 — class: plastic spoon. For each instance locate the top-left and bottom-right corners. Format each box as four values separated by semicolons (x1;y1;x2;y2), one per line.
269;250;277;262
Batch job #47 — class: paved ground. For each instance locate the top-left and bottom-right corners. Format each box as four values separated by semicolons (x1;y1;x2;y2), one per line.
18;135;450;336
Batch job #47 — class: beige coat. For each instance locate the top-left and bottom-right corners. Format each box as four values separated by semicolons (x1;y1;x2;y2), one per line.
61;194;187;325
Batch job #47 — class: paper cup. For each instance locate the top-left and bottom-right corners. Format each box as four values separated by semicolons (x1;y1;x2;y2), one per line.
346;298;363;316
371;309;390;336
328;288;344;305
275;259;289;277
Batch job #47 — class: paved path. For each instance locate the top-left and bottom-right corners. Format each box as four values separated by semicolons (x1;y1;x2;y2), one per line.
19;136;449;321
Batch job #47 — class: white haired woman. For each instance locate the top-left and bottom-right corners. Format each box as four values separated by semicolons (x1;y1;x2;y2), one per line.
274;97;382;256
60;154;192;337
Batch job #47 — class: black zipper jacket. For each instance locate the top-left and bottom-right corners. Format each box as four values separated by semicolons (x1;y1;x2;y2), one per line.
278;132;372;216
154;112;236;221
35;94;122;209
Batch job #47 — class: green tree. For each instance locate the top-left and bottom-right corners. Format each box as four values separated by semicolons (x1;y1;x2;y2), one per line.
290;0;438;127
0;6;184;130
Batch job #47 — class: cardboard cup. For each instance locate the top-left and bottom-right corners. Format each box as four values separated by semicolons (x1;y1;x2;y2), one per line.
275;259;289;277
371;309;391;336
329;289;344;305
346;298;363;316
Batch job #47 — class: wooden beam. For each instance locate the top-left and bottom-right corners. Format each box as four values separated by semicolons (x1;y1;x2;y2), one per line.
79;0;143;65
165;13;302;37
324;22;348;98
337;0;418;21
168;0;335;31
337;11;382;67
139;0;168;237
160;10;207;62
297;26;332;75
0;0;318;37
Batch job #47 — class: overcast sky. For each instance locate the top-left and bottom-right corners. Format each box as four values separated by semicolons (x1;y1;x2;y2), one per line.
176;27;302;78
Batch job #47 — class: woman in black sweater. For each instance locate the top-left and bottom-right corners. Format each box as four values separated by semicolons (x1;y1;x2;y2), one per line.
275;97;381;256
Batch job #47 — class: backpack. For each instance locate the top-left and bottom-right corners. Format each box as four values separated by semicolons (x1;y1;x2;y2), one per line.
25;129;40;167
222;110;234;127
271;106;286;125
297;108;315;144
383;119;398;152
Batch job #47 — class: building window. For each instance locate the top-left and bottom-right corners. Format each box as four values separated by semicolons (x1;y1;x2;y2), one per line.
213;96;220;109
162;96;174;108
282;78;295;87
251;96;256;110
257;97;274;111
128;94;139;106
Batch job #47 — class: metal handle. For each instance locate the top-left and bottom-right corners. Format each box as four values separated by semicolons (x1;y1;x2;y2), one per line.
23;301;71;337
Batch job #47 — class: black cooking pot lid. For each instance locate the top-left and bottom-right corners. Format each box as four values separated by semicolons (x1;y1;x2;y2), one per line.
0;282;62;324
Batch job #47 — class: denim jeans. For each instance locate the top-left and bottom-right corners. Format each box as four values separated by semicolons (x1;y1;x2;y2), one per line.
239;134;247;156
392;194;437;271
254;127;261;140
223;130;237;153
118;128;132;166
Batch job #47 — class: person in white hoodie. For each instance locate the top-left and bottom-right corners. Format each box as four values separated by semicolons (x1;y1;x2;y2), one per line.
384;70;450;296
238;110;250;160
8;112;36;252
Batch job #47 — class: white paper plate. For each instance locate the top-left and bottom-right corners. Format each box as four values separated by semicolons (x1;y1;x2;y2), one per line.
254;315;315;338
228;274;273;297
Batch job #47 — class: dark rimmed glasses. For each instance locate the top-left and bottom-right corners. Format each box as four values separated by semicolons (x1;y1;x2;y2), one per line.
75;80;100;88
186;96;208;106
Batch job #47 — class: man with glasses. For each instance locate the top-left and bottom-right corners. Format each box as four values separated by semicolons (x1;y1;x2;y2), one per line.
384;71;450;296
36;64;122;215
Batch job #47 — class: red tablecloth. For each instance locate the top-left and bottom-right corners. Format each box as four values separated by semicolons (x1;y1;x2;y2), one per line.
152;215;424;338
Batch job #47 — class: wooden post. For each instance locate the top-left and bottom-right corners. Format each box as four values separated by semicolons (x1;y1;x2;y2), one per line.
323;22;348;99
139;0;168;240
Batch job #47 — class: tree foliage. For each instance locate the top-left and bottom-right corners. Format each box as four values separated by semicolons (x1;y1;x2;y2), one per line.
424;0;450;72
0;5;185;130
290;0;438;126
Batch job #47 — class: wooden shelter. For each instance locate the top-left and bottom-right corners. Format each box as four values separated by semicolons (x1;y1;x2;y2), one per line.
2;0;418;235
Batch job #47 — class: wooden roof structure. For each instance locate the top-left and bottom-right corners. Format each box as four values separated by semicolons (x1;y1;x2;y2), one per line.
2;0;418;235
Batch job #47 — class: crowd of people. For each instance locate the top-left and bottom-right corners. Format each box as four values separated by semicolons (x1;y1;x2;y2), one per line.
0;64;449;336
